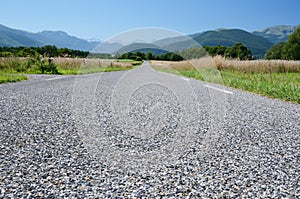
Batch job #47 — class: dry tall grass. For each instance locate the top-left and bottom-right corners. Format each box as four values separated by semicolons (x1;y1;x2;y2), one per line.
213;56;300;73
151;56;300;73
53;58;134;70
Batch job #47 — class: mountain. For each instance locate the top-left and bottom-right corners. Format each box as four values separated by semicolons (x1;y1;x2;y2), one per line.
1;23;297;57
153;36;200;52
252;25;300;44
152;29;273;58
153;35;190;47
116;43;163;54
33;31;99;51
93;42;124;54
0;24;100;51
0;24;42;47
193;29;273;58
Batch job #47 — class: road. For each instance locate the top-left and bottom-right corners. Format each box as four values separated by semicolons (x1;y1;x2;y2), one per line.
0;62;299;198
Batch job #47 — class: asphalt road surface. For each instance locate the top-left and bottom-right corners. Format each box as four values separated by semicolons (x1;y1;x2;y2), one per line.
0;62;299;198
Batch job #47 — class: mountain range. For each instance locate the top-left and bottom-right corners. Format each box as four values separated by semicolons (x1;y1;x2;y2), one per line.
0;24;99;51
113;29;274;58
253;25;299;44
0;24;298;58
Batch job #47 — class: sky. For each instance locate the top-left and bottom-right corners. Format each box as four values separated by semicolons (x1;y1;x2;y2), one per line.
1;0;299;41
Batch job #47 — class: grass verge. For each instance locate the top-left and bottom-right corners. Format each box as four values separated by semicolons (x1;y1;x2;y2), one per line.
151;59;300;104
0;72;28;84
221;71;299;103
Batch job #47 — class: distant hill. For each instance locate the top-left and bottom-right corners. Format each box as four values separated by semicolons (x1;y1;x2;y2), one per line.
32;31;99;51
253;25;300;44
152;29;273;58
0;24;42;47
0;24;100;51
92;42;124;54
1;23;298;57
116;43;165;55
193;29;273;58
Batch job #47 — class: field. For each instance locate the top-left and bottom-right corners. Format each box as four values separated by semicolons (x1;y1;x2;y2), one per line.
151;57;300;103
0;57;141;83
52;58;141;74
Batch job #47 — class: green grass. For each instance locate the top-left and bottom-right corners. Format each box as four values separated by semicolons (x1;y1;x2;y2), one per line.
0;64;137;84
221;71;300;103
0;72;28;84
0;58;141;84
153;67;300;103
57;65;135;75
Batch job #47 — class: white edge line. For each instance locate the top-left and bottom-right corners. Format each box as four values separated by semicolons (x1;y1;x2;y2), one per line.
45;76;68;81
180;77;190;81
203;85;233;94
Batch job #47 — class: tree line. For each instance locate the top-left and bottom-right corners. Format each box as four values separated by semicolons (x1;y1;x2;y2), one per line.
118;51;184;61
0;45;89;58
118;43;253;61
204;43;253;60
265;27;300;60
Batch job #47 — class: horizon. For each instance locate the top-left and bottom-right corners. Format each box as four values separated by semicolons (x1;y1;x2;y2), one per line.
1;0;299;41
1;23;300;43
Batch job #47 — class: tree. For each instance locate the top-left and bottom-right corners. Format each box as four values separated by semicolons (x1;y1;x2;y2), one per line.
216;46;228;56
265;42;284;59
282;27;300;60
145;52;153;60
266;27;300;60
40;45;58;57
225;43;252;60
180;48;207;59
17;47;39;58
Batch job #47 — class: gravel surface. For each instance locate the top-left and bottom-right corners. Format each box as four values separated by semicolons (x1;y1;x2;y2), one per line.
0;62;299;198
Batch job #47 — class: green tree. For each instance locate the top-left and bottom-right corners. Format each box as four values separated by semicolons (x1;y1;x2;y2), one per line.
0;52;13;57
265;42;285;59
282;27;300;60
17;48;39;58
225;43;252;60
266;27;300;60
59;48;71;57
145;52;153;60
180;48;207;59
216;46;228;56
41;45;58;57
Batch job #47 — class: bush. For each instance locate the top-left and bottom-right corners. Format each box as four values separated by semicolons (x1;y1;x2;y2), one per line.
38;58;58;74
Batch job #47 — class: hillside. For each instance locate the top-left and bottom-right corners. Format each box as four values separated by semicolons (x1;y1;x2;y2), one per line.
93;42;124;54
0;24;42;47
0;24;99;51
152;29;273;58
253;25;300;44
1;24;297;57
192;29;273;58
116;43;165;55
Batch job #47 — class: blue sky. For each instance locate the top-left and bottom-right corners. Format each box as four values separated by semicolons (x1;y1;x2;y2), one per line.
1;0;299;40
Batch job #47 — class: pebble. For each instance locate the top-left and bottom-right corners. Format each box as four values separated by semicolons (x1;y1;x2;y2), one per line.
0;68;299;198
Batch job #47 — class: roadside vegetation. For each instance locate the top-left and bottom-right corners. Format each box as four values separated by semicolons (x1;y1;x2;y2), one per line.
54;58;140;74
0;71;28;84
265;27;300;60
117;42;253;61
151;57;300;103
150;29;300;103
0;45;140;83
0;57;140;82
